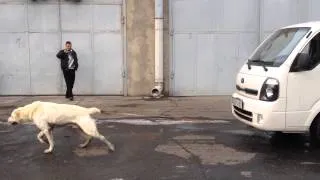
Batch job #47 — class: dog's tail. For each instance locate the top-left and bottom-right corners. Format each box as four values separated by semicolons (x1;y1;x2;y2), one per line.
88;107;101;114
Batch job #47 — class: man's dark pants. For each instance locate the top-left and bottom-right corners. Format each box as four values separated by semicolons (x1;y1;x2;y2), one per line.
62;69;75;98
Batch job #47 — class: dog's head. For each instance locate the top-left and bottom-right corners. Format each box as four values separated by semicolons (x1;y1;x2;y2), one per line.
8;101;40;125
8;107;24;125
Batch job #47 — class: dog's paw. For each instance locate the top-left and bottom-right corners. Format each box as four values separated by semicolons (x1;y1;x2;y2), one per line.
44;149;53;154
79;143;88;148
38;139;45;144
38;137;49;144
108;144;115;152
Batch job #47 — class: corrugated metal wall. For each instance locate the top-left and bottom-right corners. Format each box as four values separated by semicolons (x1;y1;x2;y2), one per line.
170;0;320;96
0;0;124;95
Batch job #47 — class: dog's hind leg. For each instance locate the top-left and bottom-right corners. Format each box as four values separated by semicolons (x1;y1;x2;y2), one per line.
76;116;115;152
94;134;115;152
79;136;92;148
76;127;93;148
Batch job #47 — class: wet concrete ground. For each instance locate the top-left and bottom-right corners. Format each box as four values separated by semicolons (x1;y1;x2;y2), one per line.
1;118;320;180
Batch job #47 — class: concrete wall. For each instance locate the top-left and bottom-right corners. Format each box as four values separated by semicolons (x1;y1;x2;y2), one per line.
163;0;170;96
125;0;171;96
126;0;155;96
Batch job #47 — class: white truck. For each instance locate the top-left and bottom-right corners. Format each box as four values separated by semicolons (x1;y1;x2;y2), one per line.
231;21;320;144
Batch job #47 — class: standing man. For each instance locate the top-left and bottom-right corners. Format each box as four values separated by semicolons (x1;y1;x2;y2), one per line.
56;41;78;101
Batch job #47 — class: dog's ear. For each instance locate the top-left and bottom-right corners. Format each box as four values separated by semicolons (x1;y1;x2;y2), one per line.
13;108;22;119
16;111;20;118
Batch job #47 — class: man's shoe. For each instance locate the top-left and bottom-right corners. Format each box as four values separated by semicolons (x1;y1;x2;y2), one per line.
69;97;74;101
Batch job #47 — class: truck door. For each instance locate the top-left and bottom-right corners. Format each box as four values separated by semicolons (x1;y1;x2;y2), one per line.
286;33;320;128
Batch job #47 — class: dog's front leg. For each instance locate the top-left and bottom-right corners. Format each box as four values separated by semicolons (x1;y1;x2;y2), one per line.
37;131;46;144
43;129;54;154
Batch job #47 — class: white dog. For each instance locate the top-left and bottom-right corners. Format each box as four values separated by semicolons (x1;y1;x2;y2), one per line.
8;101;115;154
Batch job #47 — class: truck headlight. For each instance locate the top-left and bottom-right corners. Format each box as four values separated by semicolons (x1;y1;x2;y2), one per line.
260;78;279;101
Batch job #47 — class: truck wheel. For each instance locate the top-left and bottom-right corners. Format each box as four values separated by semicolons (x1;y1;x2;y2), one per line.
310;116;320;147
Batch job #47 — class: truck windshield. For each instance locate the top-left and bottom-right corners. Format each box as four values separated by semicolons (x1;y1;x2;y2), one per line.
249;27;311;67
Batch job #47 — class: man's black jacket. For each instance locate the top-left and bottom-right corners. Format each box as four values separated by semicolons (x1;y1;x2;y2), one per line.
56;49;79;71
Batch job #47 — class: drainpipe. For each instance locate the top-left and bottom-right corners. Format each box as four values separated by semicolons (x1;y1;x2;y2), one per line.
151;0;164;98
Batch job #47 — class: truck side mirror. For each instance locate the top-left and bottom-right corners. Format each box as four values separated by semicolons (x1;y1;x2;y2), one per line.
290;53;310;72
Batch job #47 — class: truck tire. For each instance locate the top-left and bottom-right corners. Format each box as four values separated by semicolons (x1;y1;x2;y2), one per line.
310;116;320;147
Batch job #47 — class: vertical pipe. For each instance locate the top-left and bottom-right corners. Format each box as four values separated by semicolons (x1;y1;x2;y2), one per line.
152;0;164;97
122;0;128;96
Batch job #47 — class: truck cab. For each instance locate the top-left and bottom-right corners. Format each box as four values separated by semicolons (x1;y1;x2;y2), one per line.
231;21;320;144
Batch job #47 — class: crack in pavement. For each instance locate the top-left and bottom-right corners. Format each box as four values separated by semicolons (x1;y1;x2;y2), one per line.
171;139;209;180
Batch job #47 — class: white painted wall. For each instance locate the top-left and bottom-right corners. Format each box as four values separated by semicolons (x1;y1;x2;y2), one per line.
170;0;320;96
0;0;124;95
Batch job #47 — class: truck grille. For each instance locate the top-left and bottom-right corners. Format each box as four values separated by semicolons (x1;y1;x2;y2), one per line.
236;85;258;96
233;106;253;122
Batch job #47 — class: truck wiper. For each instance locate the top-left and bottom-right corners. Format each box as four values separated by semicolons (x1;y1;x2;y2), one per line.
248;59;268;72
247;60;252;70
